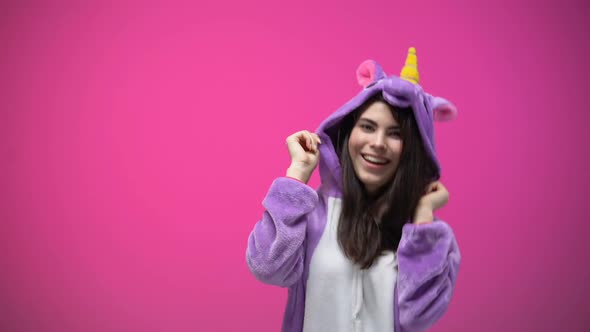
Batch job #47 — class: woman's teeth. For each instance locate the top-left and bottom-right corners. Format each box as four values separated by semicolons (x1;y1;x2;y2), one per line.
362;155;388;165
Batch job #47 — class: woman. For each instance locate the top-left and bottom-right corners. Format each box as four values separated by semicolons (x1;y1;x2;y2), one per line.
246;48;461;332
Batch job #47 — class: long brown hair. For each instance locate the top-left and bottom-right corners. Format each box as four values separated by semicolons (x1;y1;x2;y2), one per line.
335;94;438;269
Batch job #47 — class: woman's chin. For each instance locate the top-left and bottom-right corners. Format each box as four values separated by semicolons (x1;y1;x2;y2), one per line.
361;180;384;194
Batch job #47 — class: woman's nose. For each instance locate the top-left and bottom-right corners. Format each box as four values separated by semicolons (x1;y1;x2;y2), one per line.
370;134;386;150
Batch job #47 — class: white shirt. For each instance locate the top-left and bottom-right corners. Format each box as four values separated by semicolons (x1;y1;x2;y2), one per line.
303;197;397;332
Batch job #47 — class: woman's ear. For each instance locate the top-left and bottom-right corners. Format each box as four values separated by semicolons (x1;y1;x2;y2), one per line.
356;60;387;88
428;95;458;121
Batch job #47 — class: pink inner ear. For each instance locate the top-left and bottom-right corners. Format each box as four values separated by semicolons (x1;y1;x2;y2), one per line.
356;60;376;88
433;104;458;122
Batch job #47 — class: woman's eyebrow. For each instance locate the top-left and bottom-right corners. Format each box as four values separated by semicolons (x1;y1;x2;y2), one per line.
358;117;400;130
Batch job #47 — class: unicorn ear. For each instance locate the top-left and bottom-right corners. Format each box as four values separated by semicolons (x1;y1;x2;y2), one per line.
429;95;458;121
356;60;386;88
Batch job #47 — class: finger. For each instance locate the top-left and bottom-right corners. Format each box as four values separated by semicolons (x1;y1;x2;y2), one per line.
295;131;310;150
434;181;447;194
287;134;302;148
287;131;302;143
431;182;439;192
287;132;306;150
313;133;322;144
426;181;438;193
306;132;314;151
439;183;449;197
306;132;316;152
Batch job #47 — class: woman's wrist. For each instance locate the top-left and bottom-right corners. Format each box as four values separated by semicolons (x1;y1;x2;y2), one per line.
413;204;434;224
286;165;311;184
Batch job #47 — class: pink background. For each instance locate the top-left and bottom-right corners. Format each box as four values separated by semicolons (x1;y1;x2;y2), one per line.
2;1;589;331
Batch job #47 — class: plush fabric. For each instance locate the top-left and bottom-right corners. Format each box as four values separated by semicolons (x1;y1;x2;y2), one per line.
396;222;461;331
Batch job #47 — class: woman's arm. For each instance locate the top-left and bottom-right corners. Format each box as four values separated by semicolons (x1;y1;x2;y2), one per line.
246;177;318;287
395;220;461;332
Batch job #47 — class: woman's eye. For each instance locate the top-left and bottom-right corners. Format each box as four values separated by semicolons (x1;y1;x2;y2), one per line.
388;131;401;138
360;124;374;131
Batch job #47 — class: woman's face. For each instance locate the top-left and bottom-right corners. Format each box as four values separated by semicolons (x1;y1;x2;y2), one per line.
348;100;403;194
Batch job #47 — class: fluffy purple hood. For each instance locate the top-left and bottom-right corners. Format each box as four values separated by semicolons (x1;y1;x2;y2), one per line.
315;56;458;196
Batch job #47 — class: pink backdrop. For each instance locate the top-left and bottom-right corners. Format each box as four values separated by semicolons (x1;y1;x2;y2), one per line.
2;1;589;331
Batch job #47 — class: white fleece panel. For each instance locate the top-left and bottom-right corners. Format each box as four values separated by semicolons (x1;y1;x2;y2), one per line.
303;197;397;332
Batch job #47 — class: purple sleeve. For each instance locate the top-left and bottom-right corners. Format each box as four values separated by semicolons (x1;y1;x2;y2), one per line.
246;177;319;287
395;221;461;332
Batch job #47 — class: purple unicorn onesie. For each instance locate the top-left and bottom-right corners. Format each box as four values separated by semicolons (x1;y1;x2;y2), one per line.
246;48;461;332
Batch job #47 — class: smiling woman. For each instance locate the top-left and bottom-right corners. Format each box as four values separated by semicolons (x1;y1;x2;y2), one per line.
335;93;441;272
246;47;461;332
346;99;403;194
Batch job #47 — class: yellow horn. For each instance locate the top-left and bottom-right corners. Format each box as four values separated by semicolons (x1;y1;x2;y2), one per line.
400;47;419;84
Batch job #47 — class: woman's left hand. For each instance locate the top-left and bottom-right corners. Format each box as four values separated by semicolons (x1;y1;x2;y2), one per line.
413;181;449;224
418;181;449;212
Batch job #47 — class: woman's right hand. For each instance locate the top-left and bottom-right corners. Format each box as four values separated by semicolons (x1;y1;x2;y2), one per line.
285;130;322;183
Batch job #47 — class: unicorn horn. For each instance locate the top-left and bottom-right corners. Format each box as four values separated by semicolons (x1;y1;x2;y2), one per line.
400;47;419;84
